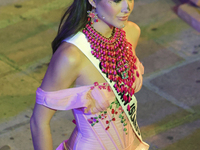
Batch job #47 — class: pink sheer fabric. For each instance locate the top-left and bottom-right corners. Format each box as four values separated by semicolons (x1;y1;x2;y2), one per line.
36;83;149;150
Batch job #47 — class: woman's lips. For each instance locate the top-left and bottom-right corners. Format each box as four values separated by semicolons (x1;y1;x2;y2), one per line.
118;16;129;21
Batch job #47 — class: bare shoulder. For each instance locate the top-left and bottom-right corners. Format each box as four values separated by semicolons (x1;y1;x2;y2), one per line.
124;21;141;36
40;42;82;91
123;21;141;50
52;42;81;65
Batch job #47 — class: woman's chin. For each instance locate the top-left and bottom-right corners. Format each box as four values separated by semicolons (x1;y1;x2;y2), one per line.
117;23;127;29
116;21;128;29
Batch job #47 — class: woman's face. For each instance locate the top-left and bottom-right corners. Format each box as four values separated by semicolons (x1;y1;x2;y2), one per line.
95;0;134;28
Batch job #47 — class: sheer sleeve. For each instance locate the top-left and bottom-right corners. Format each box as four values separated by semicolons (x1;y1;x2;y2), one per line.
36;85;92;110
36;83;115;113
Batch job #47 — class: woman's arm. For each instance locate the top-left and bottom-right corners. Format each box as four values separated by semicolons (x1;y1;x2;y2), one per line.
30;42;82;150
30;104;56;150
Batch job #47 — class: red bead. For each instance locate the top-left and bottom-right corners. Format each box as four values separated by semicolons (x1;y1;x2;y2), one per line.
123;94;127;101
130;88;134;96
128;96;131;103
111;109;115;114
112;118;116;121
128;71;131;77
136;71;139;77
117;87;121;93
127;105;130;112
113;76;117;81
132;76;135;82
133;64;137;69
114;83;117;88
124;87;128;93
106;120;109;124
128;88;131;93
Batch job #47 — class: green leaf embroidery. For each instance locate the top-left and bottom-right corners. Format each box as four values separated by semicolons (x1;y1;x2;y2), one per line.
123;123;127;126
116;103;120;108
124;128;127;131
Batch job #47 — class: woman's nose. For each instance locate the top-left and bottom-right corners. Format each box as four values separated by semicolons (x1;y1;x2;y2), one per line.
121;0;131;13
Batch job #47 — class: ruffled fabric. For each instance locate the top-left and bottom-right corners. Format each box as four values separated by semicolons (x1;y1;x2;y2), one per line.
36;83;115;114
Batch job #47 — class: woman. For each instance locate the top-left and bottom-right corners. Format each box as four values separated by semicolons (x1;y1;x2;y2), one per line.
30;0;149;149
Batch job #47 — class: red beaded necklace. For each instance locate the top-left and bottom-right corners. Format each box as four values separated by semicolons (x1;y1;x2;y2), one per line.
82;23;139;112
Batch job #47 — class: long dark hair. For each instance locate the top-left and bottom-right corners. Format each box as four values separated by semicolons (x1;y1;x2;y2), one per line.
51;0;92;54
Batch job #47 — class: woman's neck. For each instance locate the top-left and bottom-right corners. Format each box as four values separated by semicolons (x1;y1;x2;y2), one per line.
92;21;114;38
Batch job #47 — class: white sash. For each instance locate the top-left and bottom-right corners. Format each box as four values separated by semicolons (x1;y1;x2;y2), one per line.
64;32;143;142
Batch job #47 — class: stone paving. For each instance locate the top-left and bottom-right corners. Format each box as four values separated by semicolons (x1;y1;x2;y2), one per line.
0;0;200;150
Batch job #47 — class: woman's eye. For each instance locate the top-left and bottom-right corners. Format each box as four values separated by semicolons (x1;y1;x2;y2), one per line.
113;0;122;3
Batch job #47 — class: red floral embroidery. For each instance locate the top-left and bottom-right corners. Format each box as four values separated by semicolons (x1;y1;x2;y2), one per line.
106;126;110;130
90;86;95;90
90;82;112;92
88;83;128;134
94;82;99;86
98;85;103;89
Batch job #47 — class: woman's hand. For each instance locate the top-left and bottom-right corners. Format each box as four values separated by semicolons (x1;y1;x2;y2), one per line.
83;85;115;114
134;57;144;93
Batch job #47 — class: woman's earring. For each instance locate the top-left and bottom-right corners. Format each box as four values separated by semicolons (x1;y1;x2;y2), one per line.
87;8;98;24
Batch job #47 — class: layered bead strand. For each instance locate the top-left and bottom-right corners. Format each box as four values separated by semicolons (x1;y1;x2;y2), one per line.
82;23;139;112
